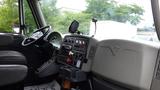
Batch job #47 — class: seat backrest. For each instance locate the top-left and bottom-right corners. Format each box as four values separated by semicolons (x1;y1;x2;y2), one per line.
91;39;159;90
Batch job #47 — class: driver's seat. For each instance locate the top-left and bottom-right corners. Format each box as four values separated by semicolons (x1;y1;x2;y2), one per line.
0;50;28;89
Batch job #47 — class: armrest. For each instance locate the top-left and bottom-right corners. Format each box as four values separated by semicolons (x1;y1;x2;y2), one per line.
0;51;26;65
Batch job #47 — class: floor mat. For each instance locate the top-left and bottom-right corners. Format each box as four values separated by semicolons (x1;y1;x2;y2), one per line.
24;80;60;90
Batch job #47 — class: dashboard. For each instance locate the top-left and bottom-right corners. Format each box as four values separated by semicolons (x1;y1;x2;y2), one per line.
41;32;97;82
57;35;89;69
56;35;94;82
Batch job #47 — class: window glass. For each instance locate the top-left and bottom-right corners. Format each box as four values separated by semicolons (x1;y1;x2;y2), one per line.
0;0;19;33
0;0;37;34
40;0;159;42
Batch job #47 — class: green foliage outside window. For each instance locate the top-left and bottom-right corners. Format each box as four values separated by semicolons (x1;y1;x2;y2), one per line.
0;0;144;34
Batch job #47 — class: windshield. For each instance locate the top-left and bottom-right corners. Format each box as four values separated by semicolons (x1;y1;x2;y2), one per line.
39;0;159;42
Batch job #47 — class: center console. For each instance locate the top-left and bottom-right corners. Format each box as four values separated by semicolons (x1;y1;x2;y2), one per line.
57;35;89;82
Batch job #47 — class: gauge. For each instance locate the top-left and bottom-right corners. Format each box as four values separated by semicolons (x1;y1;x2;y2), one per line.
47;32;62;49
30;31;43;40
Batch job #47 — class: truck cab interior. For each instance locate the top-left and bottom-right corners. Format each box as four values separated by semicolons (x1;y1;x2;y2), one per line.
0;0;160;90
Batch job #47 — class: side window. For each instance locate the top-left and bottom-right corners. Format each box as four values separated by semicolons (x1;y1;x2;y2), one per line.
0;0;37;34
0;0;19;33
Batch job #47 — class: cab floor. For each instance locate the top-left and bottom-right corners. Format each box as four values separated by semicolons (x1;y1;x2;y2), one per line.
24;80;60;90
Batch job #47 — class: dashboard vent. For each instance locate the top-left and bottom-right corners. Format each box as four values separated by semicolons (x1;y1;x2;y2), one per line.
88;46;97;60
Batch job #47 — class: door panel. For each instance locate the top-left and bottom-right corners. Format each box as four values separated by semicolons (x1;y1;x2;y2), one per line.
91;39;159;90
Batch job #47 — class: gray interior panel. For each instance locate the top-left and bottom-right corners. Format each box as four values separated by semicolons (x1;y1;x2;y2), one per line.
151;51;160;90
92;77;128;90
82;37;98;72
151;79;160;90
0;65;27;86
91;39;159;90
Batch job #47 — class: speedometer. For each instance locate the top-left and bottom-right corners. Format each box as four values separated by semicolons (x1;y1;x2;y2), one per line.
47;32;62;49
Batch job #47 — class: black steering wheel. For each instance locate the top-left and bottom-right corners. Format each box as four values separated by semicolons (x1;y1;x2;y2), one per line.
22;26;51;46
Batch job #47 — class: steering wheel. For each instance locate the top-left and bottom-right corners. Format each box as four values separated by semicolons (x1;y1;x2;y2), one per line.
22;26;51;46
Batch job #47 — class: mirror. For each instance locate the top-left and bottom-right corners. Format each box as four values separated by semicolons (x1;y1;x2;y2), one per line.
69;20;79;33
